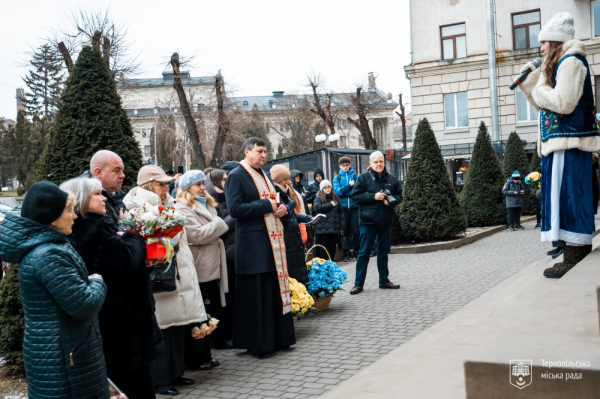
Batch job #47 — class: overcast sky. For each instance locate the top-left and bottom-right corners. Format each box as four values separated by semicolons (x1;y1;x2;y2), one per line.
0;0;411;119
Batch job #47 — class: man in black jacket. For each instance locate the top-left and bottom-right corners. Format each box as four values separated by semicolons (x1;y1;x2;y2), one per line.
87;150;128;227
349;151;402;295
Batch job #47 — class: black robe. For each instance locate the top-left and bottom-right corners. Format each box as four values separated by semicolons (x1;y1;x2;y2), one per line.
225;164;296;354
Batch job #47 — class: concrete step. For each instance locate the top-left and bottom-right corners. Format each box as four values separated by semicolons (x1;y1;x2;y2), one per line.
319;238;600;399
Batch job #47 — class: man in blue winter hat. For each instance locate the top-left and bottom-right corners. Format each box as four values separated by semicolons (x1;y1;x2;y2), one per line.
502;171;525;231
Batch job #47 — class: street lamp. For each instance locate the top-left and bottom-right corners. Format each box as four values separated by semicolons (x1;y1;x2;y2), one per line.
315;134;327;148
328;133;340;147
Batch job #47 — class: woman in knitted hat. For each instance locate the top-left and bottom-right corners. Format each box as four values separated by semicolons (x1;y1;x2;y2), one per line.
270;164;315;283
0;181;108;398
175;170;229;371
313;179;345;260
517;12;600;278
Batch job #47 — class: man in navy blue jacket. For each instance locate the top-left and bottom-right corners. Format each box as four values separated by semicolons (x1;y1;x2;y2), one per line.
349;151;402;295
333;156;360;261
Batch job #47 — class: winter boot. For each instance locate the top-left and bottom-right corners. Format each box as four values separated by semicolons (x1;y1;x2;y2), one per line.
516;224;524;230
534;223;541;228
543;245;591;278
508;225;515;231
343;251;350;262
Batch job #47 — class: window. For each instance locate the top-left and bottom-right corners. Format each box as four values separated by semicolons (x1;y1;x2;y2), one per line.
512;10;540;50
144;145;151;155
340;136;347;146
516;88;538;122
440;23;466;60
593;1;600;37
265;123;270;131
243;100;249;106
444;92;469;128
142;129;147;137
281;138;289;149
359;136;364;146
337;120;347;129
280;124;285;132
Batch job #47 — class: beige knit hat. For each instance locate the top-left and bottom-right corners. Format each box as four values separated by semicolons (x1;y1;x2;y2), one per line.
270;164;291;184
538;12;575;43
137;165;176;186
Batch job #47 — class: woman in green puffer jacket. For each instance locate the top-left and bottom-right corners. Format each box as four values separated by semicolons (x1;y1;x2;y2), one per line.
0;181;108;399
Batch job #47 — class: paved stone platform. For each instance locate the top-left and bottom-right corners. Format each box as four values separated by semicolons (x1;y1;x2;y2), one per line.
172;219;549;399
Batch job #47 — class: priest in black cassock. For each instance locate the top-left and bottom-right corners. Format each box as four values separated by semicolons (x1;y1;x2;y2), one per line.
225;137;296;358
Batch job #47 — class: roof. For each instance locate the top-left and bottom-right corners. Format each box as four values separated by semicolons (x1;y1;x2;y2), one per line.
125;106;211;118
264;147;378;165
121;71;216;87
231;90;397;112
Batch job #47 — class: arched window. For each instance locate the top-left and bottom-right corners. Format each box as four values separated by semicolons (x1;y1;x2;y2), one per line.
243;101;249;106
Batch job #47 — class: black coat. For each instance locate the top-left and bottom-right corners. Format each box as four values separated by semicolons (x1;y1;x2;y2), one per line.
275;186;311;283
305;168;324;205
226;164;291;275
313;193;345;235
351;168;402;227
69;214;164;377
291;169;308;209
205;177;236;262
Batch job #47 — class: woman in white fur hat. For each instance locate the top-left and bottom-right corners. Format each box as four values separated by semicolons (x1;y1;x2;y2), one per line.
517;12;600;278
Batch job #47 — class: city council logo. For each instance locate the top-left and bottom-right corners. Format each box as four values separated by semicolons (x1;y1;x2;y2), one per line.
510;360;532;389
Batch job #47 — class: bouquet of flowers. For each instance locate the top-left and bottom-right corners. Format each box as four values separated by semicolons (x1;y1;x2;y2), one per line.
289;277;314;317
525;171;541;191
191;316;219;340
120;203;188;264
305;258;348;298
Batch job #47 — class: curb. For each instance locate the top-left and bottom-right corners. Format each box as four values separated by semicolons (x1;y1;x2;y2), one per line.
389;215;537;255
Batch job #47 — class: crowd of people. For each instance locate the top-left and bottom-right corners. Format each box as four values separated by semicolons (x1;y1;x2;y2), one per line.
0;137;402;398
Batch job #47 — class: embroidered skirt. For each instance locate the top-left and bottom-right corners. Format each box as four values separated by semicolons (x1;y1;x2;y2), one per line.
541;149;595;244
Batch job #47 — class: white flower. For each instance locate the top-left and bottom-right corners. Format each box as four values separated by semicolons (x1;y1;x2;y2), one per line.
141;213;157;222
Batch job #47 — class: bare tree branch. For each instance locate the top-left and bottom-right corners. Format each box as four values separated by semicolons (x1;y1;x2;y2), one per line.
170;52;206;170
210;73;229;168
57;42;73;71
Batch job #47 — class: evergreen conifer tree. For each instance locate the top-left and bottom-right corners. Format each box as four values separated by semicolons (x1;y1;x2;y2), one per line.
399;118;467;241
22;43;65;119
0;264;25;375
530;150;542;171
503;132;534;214
41;45;142;187
459;122;506;226
14;111;47;189
0;121;16;187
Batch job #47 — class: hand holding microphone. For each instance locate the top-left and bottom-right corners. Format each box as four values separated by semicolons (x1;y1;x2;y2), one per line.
509;58;542;90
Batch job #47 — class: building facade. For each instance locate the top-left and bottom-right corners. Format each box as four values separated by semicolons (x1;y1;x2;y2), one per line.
404;0;600;148
118;71;217;165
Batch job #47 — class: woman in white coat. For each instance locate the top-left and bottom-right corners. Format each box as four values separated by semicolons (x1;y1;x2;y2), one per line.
175;170;229;371
517;12;600;278
123;165;208;396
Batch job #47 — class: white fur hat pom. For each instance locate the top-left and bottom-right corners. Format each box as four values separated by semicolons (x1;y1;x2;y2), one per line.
538;12;575;43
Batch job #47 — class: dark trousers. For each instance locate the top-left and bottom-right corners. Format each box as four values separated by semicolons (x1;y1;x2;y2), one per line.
355;224;392;286
109;364;155;399
315;234;339;260
535;207;541;223
149;326;185;386
343;208;360;252
507;207;522;226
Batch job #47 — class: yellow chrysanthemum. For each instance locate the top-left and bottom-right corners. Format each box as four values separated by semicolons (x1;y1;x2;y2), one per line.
288;277;315;315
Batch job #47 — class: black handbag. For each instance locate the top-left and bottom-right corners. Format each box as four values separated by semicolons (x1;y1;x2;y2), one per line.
150;245;180;293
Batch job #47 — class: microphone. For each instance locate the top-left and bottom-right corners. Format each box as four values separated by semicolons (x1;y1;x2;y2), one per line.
509;58;543;90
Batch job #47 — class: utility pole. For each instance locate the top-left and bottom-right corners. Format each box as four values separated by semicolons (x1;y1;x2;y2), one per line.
486;0;500;141
153;108;159;166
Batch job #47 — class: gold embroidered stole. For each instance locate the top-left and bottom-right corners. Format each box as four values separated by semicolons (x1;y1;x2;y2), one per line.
239;160;292;314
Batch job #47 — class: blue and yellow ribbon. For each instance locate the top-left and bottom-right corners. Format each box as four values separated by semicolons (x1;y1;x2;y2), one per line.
146;237;176;272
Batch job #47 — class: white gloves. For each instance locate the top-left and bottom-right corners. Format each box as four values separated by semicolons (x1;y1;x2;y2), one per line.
520;61;540;74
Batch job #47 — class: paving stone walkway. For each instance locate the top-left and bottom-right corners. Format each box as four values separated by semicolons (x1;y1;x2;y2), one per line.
173;219;549;399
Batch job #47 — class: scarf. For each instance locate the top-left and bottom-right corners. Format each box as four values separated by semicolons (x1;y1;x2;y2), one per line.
195;195;207;209
239;160;291;314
